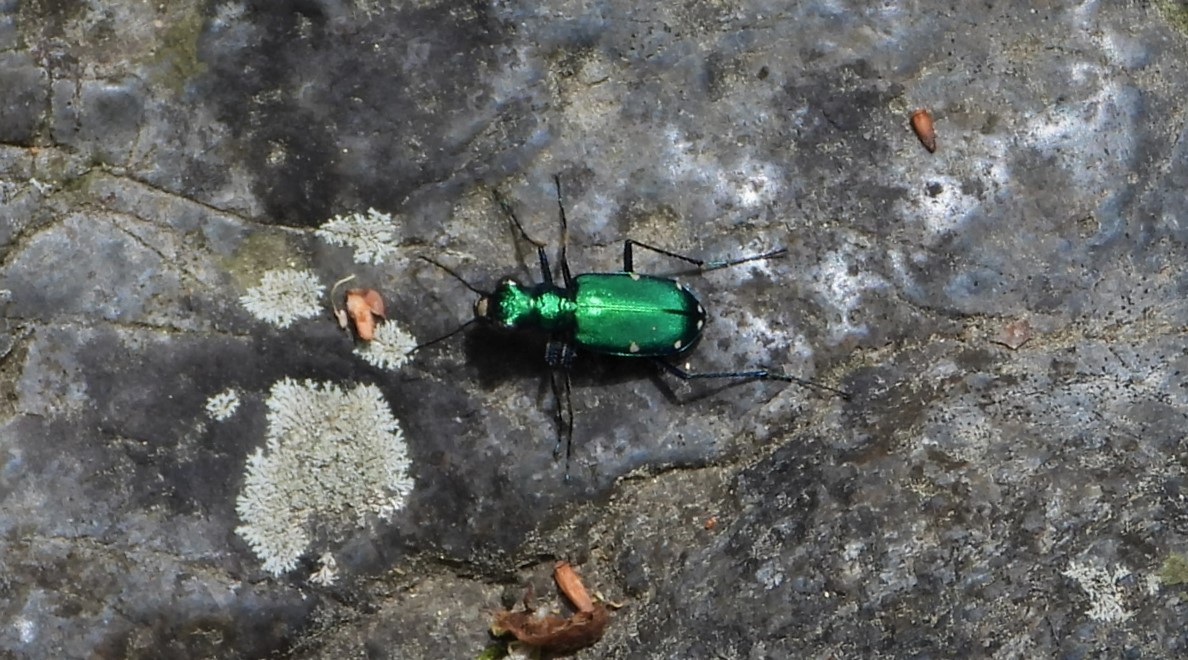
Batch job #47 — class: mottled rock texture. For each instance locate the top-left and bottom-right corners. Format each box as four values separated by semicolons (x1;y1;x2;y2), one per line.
2;0;1188;657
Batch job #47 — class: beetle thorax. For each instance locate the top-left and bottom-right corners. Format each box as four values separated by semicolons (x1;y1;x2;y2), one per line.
475;278;573;332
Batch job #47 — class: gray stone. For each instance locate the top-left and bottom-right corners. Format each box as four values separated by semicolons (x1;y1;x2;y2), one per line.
1;0;1187;658
0;52;47;146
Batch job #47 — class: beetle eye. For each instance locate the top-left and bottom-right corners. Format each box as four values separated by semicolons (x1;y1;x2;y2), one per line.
474;296;490;319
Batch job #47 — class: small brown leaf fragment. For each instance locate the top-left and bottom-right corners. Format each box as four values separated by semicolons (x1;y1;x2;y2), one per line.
490;561;610;654
911;108;937;153
554;561;594;614
345;288;385;341
491;605;609;655
993;318;1032;350
359;288;385;318
704;515;719;530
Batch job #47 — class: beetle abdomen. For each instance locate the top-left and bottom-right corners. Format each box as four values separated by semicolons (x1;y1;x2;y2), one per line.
572;273;706;356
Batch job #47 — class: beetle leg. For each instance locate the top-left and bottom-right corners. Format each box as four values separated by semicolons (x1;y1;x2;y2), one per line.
546;340;577;476
494;188;555;286
545;340;577;369
553;175;575;288
622;239;786;274
623;239;703;273
652;359;849;399
547;367;575;474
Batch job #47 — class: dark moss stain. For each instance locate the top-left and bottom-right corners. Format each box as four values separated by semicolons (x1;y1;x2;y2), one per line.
843;362;938;460
1158;552;1188;586
20;0;86;38
780;65;908;231
92;599;315;660
954;347;997;373
73;323;367;517
0;334;29;419
196;0;513;225
220;230;305;289
1157;1;1188;37
150;6;209;94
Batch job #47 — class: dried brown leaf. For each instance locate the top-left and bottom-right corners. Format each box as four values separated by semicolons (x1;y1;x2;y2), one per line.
490;561;610;654
554;561;594;614
491;605;609;654
911;108;937;153
345;288;384;341
993;318;1032;350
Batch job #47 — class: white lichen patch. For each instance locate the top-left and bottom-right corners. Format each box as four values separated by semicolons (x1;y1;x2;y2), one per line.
235;378;415;576
315;208;398;264
1062;560;1134;623
354;321;418;371
310;551;339;586
239;269;324;328
205;388;241;421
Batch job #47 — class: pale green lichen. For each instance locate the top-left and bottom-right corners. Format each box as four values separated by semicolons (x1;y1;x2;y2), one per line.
238;268;324;328
235;378;414;575
204;388;240;421
316;208;399;264
310;551;339;586
1157;552;1188;586
354;321;419;371
1062;560;1133;623
1157;0;1188;38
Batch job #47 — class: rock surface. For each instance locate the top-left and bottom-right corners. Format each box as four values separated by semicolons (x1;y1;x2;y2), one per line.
2;0;1187;657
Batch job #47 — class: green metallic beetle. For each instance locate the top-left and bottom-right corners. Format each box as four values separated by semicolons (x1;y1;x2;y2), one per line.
420;176;847;473
476;258;707;357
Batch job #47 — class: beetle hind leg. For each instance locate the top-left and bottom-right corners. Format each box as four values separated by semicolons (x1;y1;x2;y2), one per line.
653;359;849;399
622;239;786;274
546;340;578;477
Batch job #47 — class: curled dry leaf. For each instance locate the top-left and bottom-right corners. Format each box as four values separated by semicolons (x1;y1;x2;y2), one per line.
329;275;356;330
911;108;937;153
345;288;385;341
491;561;610;654
491;606;609;655
553;561;594;613
993;317;1032;350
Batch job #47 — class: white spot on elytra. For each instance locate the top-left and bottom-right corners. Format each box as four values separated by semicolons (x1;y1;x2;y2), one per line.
629;341;640;353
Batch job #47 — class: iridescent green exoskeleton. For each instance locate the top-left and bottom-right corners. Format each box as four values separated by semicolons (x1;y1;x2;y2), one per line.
419;177;847;475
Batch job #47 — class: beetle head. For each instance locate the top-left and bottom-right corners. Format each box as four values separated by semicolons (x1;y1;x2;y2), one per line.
474;278;527;329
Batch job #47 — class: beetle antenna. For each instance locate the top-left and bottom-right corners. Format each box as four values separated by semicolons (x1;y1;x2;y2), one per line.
768;373;851;400
701;247;788;271
410;318;477;353
418;256;487;296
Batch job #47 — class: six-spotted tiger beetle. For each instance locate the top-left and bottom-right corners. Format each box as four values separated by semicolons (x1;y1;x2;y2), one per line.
417;176;848;476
